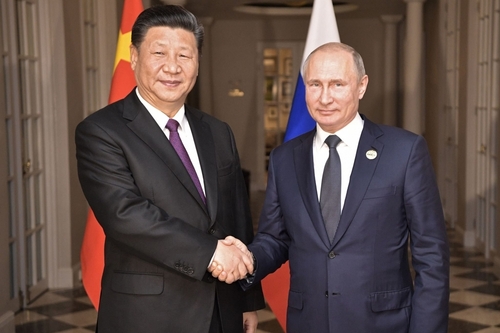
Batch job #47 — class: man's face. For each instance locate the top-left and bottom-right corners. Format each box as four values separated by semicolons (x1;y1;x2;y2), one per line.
304;49;368;133
130;26;199;115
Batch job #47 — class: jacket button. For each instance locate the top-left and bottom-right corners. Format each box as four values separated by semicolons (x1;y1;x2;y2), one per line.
328;251;336;259
209;228;215;234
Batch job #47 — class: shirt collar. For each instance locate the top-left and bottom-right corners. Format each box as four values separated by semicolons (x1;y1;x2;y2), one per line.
135;88;187;130
314;113;364;149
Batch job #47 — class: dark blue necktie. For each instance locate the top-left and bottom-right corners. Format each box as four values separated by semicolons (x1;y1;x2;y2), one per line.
166;119;206;205
320;135;342;241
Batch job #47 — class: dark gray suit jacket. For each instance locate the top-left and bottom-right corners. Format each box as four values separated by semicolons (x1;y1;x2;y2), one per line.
247;116;449;333
76;90;264;333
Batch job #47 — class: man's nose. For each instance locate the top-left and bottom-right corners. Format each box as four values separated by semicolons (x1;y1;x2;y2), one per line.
319;87;333;104
163;56;181;73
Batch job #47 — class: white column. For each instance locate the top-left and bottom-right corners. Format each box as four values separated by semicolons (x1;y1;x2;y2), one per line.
381;15;403;126
403;0;426;134
198;17;214;116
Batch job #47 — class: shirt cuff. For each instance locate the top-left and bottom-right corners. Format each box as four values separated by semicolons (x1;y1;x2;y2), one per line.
207;250;216;269
245;252;257;284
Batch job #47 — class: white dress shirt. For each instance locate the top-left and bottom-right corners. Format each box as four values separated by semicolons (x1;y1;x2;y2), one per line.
135;89;206;195
313;113;364;211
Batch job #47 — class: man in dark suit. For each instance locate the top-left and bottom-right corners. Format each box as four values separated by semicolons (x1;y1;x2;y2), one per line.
76;5;264;333
213;42;449;332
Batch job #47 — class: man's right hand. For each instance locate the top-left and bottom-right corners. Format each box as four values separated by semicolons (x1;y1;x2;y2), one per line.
209;237;253;284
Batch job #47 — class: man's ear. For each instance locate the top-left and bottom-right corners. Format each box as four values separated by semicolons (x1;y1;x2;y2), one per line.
358;75;369;99
130;45;138;70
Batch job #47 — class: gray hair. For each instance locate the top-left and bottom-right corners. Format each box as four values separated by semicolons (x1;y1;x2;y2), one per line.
302;42;366;81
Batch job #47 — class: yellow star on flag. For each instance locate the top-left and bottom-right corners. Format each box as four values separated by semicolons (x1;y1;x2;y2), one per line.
113;31;132;72
81;0;143;311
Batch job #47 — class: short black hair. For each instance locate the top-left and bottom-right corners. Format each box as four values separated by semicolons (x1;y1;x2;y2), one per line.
131;5;204;55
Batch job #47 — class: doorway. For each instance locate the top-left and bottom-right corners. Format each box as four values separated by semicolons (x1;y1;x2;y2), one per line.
256;42;304;189
0;0;48;311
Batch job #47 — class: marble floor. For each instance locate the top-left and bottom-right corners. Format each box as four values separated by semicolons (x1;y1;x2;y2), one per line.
13;191;500;332
13;227;500;333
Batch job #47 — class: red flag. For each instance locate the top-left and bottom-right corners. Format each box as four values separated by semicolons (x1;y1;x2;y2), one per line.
261;0;340;330
80;0;143;309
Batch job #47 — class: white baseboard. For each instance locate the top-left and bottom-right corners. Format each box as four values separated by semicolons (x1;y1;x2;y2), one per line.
453;224;476;247
463;230;476;248
73;262;82;288
0;311;15;333
493;255;500;279
49;267;74;289
51;263;81;289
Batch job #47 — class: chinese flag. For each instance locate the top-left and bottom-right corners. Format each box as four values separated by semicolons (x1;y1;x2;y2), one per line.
80;0;143;310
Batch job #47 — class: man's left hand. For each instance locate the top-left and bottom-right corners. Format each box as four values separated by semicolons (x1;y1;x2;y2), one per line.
243;311;258;333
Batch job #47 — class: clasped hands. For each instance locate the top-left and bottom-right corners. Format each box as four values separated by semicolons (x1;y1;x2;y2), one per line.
208;236;253;284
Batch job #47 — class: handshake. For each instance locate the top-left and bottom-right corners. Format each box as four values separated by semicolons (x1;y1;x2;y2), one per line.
208;236;254;284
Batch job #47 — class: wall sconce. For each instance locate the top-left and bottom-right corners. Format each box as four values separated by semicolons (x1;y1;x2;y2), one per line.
228;80;245;97
159;0;187;5
234;1;358;15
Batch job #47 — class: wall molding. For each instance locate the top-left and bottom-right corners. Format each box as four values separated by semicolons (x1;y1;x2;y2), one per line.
0;311;14;333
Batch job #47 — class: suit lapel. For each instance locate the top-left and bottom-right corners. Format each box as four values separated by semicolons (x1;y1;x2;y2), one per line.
331;118;384;247
185;107;217;222
294;130;331;248
123;93;208;213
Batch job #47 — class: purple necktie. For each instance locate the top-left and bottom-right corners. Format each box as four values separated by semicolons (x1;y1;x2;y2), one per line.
166;119;206;204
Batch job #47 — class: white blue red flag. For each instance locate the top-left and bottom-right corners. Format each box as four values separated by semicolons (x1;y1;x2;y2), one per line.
283;0;341;142
262;0;341;329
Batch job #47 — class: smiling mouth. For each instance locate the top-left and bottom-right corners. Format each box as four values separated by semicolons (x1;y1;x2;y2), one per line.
161;80;181;86
318;109;337;114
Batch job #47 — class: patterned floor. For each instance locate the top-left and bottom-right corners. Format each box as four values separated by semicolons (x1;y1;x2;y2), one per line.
13;227;500;333
13;191;500;332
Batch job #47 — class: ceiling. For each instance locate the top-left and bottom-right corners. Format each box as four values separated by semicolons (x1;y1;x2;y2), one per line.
171;0;407;20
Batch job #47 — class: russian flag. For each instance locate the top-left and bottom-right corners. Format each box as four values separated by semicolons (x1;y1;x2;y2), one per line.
261;0;341;330
283;0;341;142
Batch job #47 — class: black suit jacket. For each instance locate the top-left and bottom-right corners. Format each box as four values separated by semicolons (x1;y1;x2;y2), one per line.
76;90;264;333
